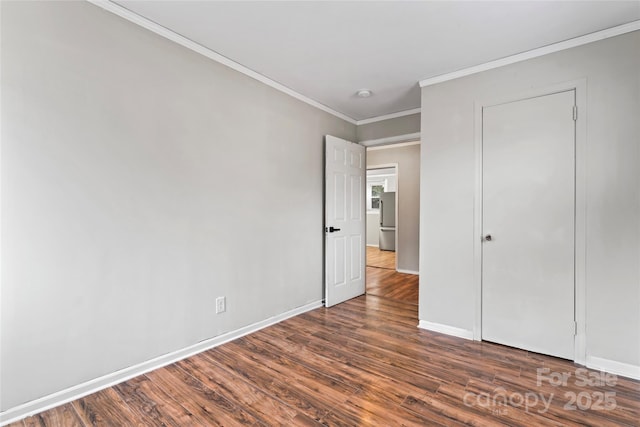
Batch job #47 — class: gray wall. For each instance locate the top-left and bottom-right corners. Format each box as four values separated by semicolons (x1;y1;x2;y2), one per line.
366;212;380;246
357;113;420;142
367;145;421;272
420;31;640;367
1;1;355;411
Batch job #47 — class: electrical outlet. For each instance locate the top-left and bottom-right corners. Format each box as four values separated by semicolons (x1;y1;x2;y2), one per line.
215;296;226;314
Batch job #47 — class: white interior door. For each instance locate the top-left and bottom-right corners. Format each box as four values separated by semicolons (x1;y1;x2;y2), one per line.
325;135;365;307
482;90;576;360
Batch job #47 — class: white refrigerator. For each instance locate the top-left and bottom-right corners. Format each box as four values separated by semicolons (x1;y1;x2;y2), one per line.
379;191;396;251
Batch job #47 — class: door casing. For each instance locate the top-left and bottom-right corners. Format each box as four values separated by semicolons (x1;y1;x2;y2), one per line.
472;79;587;364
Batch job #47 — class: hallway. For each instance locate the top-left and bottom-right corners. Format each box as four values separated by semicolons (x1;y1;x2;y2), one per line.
366;246;396;269
366;246;418;305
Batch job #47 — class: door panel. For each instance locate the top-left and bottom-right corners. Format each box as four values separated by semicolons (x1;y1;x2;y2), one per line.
332;236;346;287
482;90;576;360
350;235;362;281
350;174;362;220
325;135;365;307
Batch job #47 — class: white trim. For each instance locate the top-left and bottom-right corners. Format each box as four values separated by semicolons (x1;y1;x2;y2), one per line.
420;21;640;88
361;133;421;148
573;81;588;366
418;320;474;340
356;108;421;125
472;80;588;361
396;269;419;275
586;356;640;381
366;243;379;247
472;94;483;340
87;0;357;125
0;300;322;426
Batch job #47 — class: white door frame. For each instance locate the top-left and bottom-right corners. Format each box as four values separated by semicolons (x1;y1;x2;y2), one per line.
472;79;587;364
366;162;399;271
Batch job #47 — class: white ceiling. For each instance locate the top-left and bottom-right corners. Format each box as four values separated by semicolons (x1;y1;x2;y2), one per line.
114;1;639;121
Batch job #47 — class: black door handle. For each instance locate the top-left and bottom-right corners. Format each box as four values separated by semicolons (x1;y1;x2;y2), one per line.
326;226;341;233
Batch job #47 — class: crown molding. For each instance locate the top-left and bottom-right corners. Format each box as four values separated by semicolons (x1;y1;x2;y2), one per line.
367;140;421;151
420;20;640;88
360;133;420;148
87;0;357;125
356;108;421;125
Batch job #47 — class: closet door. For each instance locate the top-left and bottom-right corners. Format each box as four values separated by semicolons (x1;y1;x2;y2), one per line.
482;90;576;360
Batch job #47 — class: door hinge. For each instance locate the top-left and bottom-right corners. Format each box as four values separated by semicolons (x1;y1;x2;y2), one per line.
572;105;578;121
573;321;578;336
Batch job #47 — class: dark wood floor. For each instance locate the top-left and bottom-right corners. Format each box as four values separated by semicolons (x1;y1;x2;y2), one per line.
366;266;418;304
366;245;396;270
365;245;418;305
8;278;640;426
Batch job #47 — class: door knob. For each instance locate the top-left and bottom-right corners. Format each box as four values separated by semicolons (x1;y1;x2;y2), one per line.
484;234;492;242
326;226;341;233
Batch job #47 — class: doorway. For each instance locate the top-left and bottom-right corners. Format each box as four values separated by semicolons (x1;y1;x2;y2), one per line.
480;90;577;360
364;141;421;305
365;166;397;270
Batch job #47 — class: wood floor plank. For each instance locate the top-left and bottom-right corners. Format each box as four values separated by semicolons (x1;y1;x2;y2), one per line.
145;364;258;426
251;326;433;404
20;403;84;427
235;334;360;399
73;388;140;427
323;383;459;427
292;312;501;388
301;307;366;331
177;353;299;425
366;265;419;303
10;267;639;426
331;296;418;326
487;374;639;427
440;381;580;427
403;390;515;427
307;327;493;387
366;246;396;270
322;396;433;427
219;337;356;408
340;321;523;382
284;330;442;393
203;345;336;422
113;374;197;426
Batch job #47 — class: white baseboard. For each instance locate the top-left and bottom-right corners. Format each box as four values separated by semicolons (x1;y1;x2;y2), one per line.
396;269;419;275
418;320;474;340
366;244;379;247
586;355;640;381
0;300;323;426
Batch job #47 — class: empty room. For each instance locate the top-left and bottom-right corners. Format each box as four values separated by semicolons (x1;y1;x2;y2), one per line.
2;1;639;426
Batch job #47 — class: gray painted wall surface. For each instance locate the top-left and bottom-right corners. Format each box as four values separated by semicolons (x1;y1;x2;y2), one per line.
1;1;355;410
367;145;420;272
366;212;380;246
420;31;640;367
357;113;420;142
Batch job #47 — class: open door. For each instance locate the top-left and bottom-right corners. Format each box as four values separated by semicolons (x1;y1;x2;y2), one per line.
325;135;366;307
